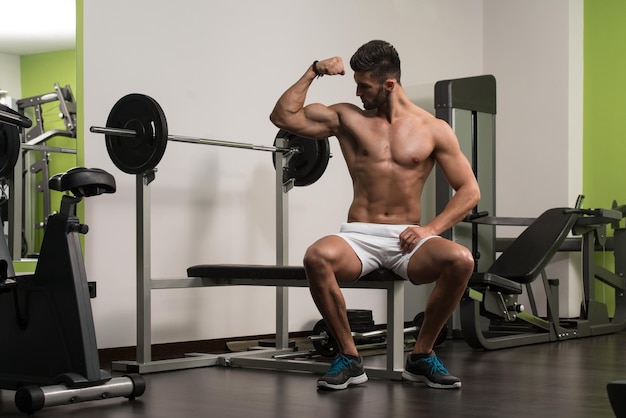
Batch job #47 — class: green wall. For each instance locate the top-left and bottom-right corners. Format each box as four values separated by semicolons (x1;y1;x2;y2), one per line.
19;49;77;256
584;1;626;208
583;0;626;313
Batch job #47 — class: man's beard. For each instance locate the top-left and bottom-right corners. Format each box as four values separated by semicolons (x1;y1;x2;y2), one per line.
363;86;389;110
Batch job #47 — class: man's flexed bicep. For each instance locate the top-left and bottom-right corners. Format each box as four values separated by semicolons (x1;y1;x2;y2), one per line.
270;57;344;139
272;102;341;139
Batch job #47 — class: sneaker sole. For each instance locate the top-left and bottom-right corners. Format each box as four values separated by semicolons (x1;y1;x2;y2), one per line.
317;373;368;390
401;370;461;389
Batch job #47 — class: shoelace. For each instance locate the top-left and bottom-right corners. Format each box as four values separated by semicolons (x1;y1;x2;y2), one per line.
423;355;449;376
327;355;352;375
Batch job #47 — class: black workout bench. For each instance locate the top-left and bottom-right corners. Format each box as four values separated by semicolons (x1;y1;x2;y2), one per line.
113;266;407;380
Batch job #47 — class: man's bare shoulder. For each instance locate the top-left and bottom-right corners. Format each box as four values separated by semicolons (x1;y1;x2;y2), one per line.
406;102;436;121
328;103;373;132
420;112;463;154
415;108;453;136
329;102;363;114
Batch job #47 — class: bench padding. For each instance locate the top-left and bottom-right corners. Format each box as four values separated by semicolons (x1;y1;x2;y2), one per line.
187;265;403;282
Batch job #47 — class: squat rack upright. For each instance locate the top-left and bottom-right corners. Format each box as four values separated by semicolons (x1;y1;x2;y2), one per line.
111;136;296;373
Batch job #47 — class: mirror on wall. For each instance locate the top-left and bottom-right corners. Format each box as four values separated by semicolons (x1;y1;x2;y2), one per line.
0;0;76;262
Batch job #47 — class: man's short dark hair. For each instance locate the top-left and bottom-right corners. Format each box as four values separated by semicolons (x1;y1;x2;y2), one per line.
350;40;401;84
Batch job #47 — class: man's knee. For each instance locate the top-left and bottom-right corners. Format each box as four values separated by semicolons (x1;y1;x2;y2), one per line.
408;240;474;284
303;244;337;285
449;246;474;284
303;244;329;272
304;238;362;284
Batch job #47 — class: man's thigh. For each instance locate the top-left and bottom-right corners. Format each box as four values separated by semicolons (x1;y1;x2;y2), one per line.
406;237;470;285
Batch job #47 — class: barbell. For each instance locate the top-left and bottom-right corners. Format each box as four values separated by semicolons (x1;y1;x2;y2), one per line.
309;312;449;358
89;94;331;186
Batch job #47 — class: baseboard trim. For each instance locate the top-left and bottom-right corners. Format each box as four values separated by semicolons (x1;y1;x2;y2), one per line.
98;331;311;370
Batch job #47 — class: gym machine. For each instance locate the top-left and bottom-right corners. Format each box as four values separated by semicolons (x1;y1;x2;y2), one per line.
17;83;77;145
0;106;145;414
14;83;78;258
0;106;27;264
434;74;496;336
461;202;626;350
434;76;626;349
435;75;496;273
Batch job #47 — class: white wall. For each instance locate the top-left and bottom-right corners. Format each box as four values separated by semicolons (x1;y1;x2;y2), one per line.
0;52;22;105
83;0;485;348
483;0;583;316
82;0;583;349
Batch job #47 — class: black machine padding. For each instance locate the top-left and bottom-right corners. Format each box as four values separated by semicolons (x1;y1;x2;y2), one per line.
49;167;116;196
486;208;578;284
468;272;523;294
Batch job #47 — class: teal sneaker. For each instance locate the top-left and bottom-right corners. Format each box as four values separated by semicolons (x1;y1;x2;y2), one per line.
317;354;368;390
402;351;461;389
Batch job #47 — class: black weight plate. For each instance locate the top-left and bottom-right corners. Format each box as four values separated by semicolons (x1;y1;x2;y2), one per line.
312;319;339;357
347;309;373;321
288;135;330;186
412;312;448;347
105;94;168;174
348;318;376;327
273;130;330;187
0;124;21;179
349;321;376;333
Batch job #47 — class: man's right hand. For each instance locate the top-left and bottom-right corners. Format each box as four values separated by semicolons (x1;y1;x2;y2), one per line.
315;57;346;76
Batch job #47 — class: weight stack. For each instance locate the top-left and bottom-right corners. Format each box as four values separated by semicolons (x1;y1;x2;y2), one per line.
347;309;385;345
347;309;375;332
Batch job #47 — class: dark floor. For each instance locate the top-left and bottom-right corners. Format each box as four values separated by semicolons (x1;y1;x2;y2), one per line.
1;331;625;417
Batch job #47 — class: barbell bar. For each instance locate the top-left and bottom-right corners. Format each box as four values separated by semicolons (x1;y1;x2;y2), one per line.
89;93;331;186
89;126;293;154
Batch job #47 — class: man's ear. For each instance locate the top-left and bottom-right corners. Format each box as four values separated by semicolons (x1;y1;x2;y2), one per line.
384;79;396;92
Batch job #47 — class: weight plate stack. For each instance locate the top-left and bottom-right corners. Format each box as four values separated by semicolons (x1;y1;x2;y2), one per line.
347;309;376;333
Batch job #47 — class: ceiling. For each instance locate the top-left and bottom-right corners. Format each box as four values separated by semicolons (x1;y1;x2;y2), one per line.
0;0;76;55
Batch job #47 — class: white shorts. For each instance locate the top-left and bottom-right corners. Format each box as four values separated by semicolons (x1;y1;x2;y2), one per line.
333;222;441;280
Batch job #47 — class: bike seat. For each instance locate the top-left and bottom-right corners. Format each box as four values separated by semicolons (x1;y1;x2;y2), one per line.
49;167;116;197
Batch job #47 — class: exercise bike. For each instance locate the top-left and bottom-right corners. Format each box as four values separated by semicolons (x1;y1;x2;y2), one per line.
0;160;145;413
